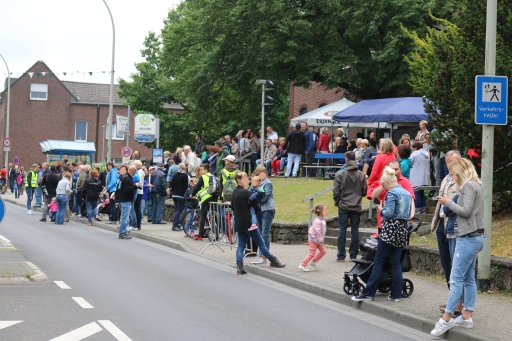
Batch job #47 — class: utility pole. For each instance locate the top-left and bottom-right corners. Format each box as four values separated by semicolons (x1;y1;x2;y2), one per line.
478;0;498;292
103;0;115;163
0;54;11;169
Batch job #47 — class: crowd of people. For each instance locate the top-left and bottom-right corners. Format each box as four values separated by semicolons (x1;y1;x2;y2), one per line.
3;119;486;335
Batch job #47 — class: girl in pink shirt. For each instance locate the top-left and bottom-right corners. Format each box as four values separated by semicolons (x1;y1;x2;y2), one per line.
299;204;328;271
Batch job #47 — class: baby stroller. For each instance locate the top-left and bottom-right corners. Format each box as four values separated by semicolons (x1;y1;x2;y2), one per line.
343;218;422;298
97;187;121;222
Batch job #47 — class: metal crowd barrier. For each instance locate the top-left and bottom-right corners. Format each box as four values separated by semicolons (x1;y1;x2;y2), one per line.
201;202;256;258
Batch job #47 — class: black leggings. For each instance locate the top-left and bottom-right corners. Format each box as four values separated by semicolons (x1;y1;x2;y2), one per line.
134;195;142;228
199;197;216;236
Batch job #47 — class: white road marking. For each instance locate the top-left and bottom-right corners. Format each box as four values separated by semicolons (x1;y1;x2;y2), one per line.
0;321;23;330
0;235;11;243
71;297;94;309
54;281;71;289
98;320;133;341
48;322;102;341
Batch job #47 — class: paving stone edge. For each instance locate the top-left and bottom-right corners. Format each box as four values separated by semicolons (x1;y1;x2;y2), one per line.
4;198;484;341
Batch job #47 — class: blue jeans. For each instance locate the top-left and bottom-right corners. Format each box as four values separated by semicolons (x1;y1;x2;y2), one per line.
147;197;153;221
140;199;149;222
250;153;259;173
285;153;302;177
256;210;274;256
280;157;288;171
250;207;257;225
74;190;82;215
86;200;98;223
236;229;274;263
361;238;403;299
119;201;131;236
35;186;42;206
129;200;137;227
151;193;165;223
337;209;361;260
49;212;56;220
414;190;426;209
109;196;117;222
9;178;14;193
445;235;484;314
185;211;195;232
56;194;67;224
173;197;185;227
436;221;452;287
26;187;35;210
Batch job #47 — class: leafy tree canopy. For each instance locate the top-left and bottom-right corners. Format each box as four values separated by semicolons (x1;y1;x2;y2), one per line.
404;0;512;205
119;0;457;149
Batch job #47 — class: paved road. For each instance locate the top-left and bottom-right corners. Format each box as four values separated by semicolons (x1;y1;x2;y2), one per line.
0;202;437;340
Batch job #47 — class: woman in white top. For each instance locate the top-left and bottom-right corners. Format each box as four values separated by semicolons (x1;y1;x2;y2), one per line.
415;120;429;143
55;173;72;225
134;160;145;230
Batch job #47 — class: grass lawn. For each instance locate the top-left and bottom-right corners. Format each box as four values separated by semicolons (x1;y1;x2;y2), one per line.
270;177;369;223
410;211;512;259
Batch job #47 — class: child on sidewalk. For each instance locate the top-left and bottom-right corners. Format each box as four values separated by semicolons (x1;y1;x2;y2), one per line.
299;204;327;272
247;175;265;231
48;197;58;222
184;177;198;236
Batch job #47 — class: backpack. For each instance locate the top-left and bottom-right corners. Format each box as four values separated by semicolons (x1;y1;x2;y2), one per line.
16;173;23;186
206;174;220;196
221;169;238;201
72;170;79;189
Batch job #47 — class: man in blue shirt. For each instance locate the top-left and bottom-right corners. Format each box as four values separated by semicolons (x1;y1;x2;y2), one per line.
302;123;316;177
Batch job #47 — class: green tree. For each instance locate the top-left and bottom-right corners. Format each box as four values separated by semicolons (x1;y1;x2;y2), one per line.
404;0;512;205
119;0;457;150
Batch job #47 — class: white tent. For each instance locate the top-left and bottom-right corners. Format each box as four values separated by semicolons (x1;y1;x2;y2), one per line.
290;98;390;128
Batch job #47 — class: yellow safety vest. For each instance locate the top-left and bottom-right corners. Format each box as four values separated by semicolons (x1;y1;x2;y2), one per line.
25;170;38;188
197;173;212;202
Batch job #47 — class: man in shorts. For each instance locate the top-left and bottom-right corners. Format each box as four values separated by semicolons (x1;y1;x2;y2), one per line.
0;166;7;194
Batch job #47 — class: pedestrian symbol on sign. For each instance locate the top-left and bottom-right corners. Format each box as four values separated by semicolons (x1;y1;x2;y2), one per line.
483;83;501;102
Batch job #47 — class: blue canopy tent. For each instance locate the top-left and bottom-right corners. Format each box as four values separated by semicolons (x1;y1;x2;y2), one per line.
332;97;428;123
332;97;429;140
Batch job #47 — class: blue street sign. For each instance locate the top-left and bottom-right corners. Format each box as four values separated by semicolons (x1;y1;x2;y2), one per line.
475;75;508;125
0;197;5;224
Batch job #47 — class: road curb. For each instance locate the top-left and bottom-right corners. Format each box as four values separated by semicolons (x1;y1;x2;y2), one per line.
4;198;484;340
26;261;48;281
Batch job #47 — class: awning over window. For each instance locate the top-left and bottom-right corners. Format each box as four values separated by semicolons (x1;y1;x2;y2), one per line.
39;140;96;154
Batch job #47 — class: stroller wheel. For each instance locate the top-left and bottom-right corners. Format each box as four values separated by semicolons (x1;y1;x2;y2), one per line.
402;278;414;298
352;282;365;297
378;286;391;294
343;281;353;295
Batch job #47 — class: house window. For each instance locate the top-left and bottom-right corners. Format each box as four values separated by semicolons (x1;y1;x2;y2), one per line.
299;107;308;116
108;123;125;140
319;103;327;108
30;83;48;100
75;120;88;141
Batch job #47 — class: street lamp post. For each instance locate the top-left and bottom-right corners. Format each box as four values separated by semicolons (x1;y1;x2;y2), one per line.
103;0;115;163
102;125;106;162
0;53;11;169
255;79;274;162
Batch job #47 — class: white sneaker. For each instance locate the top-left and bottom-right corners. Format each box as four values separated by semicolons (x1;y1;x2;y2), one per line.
431;318;454;336
298;264;310;272
77;214;83;218
127;226;136;231
453;315;473;329
250;257;267;265
27;210;32;215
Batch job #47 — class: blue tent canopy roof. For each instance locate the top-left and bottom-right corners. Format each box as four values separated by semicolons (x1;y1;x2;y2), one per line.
332;97;429;123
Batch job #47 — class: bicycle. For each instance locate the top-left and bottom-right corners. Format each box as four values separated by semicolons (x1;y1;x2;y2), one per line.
180;199;217;242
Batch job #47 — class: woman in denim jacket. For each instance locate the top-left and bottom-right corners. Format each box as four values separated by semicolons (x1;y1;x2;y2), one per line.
352;166;413;303
431;158;484;336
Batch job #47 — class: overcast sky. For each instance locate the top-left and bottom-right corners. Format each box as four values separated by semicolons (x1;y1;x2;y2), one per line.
1;0;182;89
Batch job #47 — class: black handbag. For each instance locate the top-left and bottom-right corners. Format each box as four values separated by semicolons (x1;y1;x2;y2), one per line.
401;248;412;272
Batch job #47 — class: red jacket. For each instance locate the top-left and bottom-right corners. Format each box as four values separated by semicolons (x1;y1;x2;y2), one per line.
367;152;396;198
317;134;330;152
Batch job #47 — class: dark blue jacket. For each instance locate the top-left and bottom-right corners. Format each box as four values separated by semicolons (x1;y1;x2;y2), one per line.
443;194;459;235
304;129;315;153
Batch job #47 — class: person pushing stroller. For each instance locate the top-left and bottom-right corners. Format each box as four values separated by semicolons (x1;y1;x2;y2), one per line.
352;166;413;302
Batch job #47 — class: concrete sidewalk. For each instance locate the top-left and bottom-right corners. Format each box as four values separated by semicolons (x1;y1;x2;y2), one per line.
4;194;510;340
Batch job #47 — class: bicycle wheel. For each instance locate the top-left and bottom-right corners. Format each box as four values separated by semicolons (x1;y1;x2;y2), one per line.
181;209;197;239
205;211;220;242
